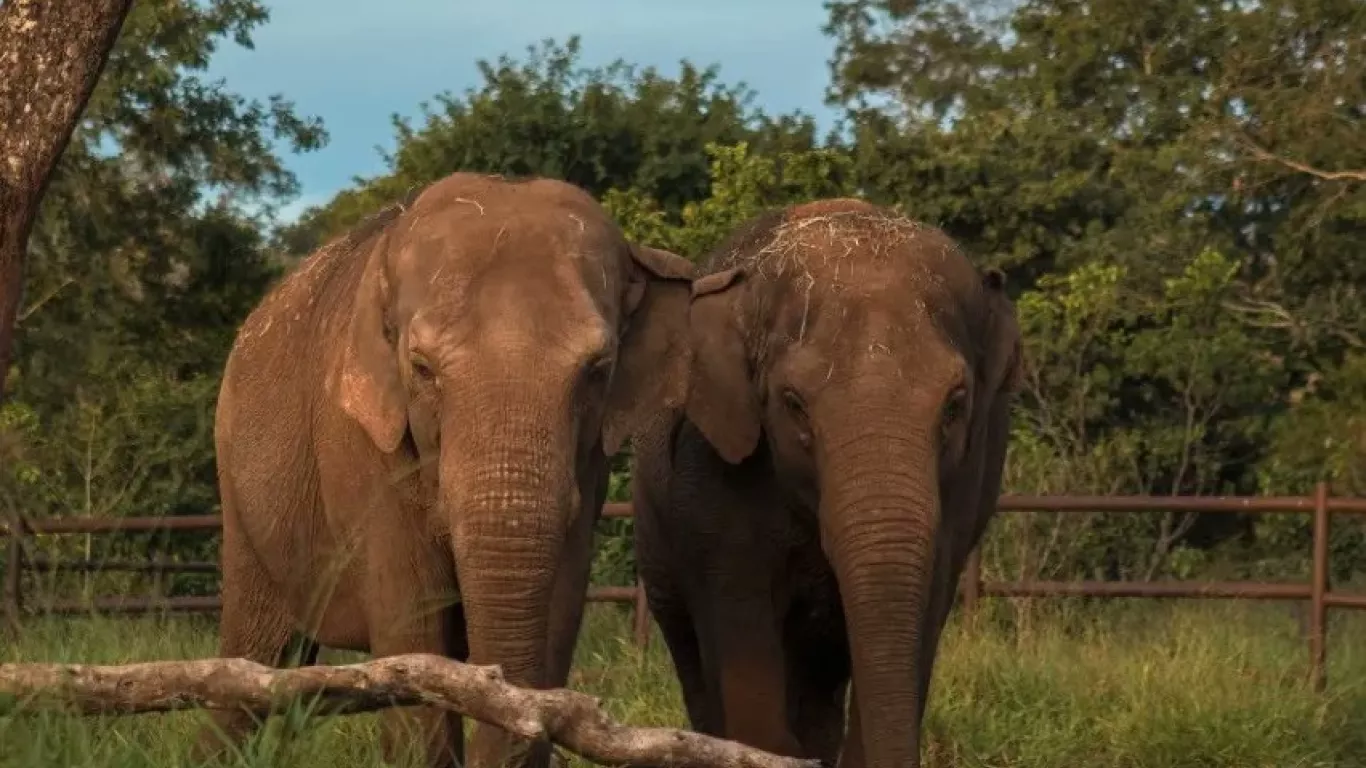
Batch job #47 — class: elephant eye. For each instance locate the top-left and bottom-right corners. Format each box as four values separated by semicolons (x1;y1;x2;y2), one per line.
410;353;436;381
942;386;968;432
584;354;614;385
781;388;812;448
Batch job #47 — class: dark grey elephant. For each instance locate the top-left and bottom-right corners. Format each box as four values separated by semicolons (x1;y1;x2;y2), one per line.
632;198;1023;768
197;172;695;768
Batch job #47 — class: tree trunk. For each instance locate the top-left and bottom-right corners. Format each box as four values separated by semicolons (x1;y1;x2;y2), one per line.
0;0;135;406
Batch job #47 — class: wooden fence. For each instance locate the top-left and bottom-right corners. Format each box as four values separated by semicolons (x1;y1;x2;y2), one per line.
4;483;1366;690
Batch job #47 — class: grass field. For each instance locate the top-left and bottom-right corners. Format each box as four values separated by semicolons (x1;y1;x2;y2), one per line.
2;600;1365;767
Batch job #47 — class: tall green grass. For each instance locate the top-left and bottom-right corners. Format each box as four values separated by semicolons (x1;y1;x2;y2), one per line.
2;601;1364;767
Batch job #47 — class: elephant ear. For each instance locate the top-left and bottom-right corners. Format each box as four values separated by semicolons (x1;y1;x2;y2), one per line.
686;266;761;464
980;267;1024;398
601;243;696;456
332;228;408;454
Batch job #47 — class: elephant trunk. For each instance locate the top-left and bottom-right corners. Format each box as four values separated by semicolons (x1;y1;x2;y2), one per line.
448;468;564;684
819;415;940;768
442;396;571;767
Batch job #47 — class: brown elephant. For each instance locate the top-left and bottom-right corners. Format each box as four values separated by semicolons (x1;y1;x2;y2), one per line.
197;172;694;768
632;199;1022;768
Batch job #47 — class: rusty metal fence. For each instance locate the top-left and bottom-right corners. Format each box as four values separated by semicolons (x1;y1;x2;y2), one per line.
0;503;648;647
4;484;1366;689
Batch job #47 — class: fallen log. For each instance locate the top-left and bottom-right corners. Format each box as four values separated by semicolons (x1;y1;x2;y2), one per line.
0;653;819;768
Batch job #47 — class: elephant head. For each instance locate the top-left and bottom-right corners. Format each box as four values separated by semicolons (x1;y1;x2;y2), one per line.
328;172;693;764
685;199;1022;767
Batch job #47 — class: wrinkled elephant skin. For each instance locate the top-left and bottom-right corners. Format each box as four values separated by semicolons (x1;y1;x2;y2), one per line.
197;172;694;768
633;199;1023;768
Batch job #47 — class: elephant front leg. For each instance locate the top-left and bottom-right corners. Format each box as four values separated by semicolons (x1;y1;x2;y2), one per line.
193;555;300;762
786;627;850;766
652;587;718;736
709;593;804;757
365;535;465;768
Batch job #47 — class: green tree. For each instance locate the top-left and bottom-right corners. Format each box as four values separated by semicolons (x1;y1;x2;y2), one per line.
0;0;136;410
988;248;1283;600
0;0;325;596
827;0;1366;339
278;37;824;256
605;141;856;258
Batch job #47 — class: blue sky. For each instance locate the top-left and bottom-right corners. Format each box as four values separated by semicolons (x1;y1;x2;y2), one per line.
207;0;842;221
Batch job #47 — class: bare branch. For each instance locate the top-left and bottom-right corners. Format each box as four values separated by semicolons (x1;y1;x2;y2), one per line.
0;653;818;768
1219;298;1295;327
1221;295;1366;350
16;277;75;324
1233;134;1366;183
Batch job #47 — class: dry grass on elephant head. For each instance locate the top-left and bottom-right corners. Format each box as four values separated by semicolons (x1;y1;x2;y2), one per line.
704;198;981;355
710;198;961;285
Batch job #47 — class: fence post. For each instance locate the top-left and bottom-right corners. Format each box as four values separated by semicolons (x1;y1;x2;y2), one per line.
1309;481;1329;693
3;517;25;637
959;546;982;623
632;577;651;650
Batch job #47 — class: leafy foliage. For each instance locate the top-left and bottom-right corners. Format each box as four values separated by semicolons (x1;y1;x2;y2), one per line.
1;0;322;578
276;37;824;258
605;141;857;259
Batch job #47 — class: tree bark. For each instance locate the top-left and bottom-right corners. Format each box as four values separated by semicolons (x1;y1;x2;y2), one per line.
0;0;135;405
0;653;820;768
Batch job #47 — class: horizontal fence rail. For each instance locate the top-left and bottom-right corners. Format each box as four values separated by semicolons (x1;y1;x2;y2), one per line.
0;502;651;650
4;487;1365;690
